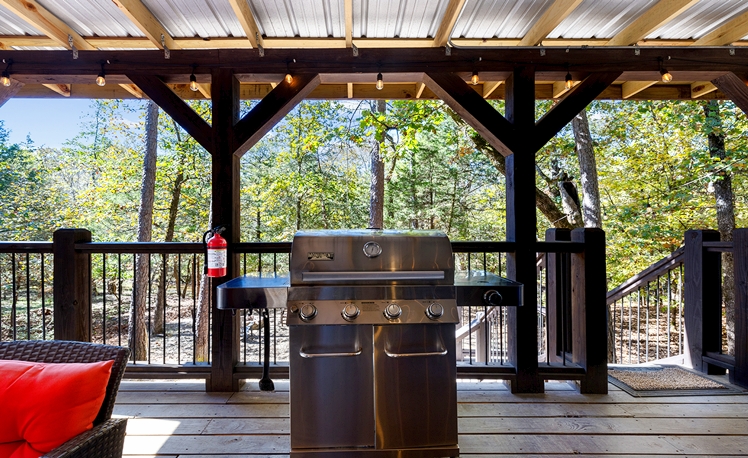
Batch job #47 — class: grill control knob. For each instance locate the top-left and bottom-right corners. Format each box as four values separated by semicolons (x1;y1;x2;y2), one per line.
484;290;503;306
299;304;318;322
426;302;444;320
384;303;402;320
342;304;360;321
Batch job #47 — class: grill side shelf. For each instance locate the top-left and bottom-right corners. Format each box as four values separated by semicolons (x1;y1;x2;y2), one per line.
454;271;523;307
216;275;290;309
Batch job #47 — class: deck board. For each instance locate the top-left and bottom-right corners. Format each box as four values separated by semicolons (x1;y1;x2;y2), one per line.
117;379;748;457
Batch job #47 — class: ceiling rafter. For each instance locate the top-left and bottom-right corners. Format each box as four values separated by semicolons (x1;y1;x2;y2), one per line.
344;0;353;48
228;0;263;49
693;10;748;46
432;0;466;47
0;0;94;50
518;0;584;46
119;83;144;98
606;0;700;47
111;0;179;51
691;81;717;98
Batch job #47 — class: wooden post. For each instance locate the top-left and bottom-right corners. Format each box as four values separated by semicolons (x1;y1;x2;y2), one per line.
546;228;572;363
53;228;91;341
570;228;607;394
684;229;724;374
505;67;543;393
732;229;748;388
208;68;241;392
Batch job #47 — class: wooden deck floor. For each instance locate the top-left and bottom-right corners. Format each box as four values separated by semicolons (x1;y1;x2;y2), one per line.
115;376;748;457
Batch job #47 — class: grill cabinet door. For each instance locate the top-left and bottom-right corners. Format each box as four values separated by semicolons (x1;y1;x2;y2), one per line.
373;324;458;449
290;324;374;449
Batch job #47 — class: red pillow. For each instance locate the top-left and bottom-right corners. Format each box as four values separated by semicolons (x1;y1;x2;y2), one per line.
0;359;114;456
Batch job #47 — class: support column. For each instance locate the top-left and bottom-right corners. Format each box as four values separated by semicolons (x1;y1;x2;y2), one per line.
733;229;748;388
53;228;91;341
208;68;241;392
684;229;723;374
571;228;607;394
505;66;543;393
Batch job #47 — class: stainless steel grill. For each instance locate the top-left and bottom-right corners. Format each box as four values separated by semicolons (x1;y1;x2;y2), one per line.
218;229;523;458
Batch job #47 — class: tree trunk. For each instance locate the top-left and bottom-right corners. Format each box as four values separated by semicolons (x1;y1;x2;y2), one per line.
153;170;185;335
572;108;615;363
572;109;602;229
127;100;158;361
369;100;386;229
703;100;736;354
194;204;213;363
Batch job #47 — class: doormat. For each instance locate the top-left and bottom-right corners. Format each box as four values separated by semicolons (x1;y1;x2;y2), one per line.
608;365;745;397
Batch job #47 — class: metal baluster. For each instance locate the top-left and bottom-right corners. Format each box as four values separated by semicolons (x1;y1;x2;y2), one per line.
25;254;30;340
627;295;632;364
103;254;107;345
192;254;197;365
177;254;182;364
656;276;660;359
637;288;641;364
0;255;4;340
12;253;17;341
645;282;649;362
132;257;137;363
162;253;167;364
147;254;152;364
667;269;672;358
118;254;123;348
678;264;683;355
41;253;46;340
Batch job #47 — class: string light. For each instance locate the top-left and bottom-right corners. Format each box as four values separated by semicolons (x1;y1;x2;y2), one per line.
471;71;479;85
96;62;106;87
285;73;293;84
1;59;12;87
189;66;199;92
376;72;384;90
659;57;672;83
565;71;573;90
285;58;295;84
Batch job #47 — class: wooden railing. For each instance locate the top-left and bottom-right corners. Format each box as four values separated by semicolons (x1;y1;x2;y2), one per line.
1;227;608;393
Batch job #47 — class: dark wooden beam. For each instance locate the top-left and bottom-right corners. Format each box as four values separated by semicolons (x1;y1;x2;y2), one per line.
233;73;321;157
533;71;621;151
208;68;241;392
4;48;748;76
53;229;91;342
0;78;23;107
712;72;748;116
127;74;214;154
423;72;516;156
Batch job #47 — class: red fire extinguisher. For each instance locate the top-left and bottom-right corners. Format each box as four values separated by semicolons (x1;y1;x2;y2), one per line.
203;226;227;278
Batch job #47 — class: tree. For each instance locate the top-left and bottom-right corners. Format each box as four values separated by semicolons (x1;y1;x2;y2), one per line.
127;100;158;360
370;100;386;229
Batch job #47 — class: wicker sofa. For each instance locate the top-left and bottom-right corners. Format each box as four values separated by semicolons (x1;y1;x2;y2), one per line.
0;340;130;458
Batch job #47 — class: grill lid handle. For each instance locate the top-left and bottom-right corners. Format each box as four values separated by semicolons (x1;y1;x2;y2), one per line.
301;271;445;282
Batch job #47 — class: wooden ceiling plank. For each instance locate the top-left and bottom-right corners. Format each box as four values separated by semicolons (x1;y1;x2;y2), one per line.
345;0;353;48
711;72;748;115
606;0;700;46
694;10;748;46
622;80;657;99
119;83;143;98
196;83;211;99
233;73;321;156
228;0;263;48
347;82;353;98
111;0;179;50
534;71;622;151
0;0;94;50
127;74;213;153
432;0;466;47
42;83;70;97
416;82;426;99
691;81;717;98
423;72;515;156
482;81;503;98
0;77;23;107
518;0;584;46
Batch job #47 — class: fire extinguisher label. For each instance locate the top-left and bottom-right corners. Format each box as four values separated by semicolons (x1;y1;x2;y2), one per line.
207;248;227;269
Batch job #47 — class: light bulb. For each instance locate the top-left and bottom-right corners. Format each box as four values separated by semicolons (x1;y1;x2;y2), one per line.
376;73;383;90
285;73;293;84
189;73;199;92
96;73;106;87
660;69;672;83
565;72;573;90
471;71;479;85
1;72;10;87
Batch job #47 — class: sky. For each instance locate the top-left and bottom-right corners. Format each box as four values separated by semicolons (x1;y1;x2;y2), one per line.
0;98;97;148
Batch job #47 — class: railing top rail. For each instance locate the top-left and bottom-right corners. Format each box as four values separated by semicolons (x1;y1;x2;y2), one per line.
535;241;585;253
451;241;516;252
703;241;733;253
0;241;53;254
606;246;685;304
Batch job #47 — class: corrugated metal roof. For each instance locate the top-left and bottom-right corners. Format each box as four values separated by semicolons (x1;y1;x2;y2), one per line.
36;0;144;38
143;0;245;38
0;4;42;36
454;0;554;39
355;0;447;39
647;0;748;40
548;0;658;40
250;0;345;38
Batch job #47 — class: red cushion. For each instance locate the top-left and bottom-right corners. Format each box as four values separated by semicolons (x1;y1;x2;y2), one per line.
0;359;113;455
0;441;44;458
